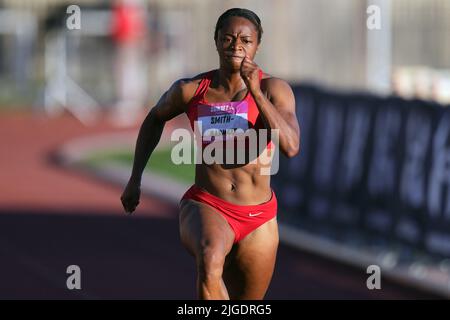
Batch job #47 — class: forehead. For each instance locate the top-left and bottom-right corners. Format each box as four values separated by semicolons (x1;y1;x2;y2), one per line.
219;16;257;36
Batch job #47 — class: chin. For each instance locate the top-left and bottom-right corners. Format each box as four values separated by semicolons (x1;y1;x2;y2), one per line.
223;62;242;72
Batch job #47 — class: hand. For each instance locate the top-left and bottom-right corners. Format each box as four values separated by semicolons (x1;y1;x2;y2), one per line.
120;179;141;215
240;51;260;94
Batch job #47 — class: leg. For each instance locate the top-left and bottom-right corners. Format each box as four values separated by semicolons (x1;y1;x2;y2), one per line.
223;217;279;300
179;199;235;300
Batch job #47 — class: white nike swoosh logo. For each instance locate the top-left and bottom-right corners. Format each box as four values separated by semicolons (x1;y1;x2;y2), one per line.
249;212;264;217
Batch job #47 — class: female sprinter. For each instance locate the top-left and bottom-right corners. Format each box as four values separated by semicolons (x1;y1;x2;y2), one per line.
121;8;300;300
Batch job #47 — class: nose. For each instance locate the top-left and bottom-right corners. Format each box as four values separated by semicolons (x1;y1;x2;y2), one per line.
230;39;243;51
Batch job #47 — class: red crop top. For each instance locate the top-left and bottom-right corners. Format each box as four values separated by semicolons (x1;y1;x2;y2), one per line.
185;69;273;151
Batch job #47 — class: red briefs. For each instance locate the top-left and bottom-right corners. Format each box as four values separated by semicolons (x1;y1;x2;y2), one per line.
180;185;277;243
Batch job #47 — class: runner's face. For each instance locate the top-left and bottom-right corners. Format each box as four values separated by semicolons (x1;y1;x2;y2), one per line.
216;16;259;70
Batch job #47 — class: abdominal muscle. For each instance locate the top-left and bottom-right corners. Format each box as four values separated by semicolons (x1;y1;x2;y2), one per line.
194;158;273;206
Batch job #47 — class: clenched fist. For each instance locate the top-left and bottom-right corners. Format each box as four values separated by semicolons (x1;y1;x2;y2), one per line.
240;49;260;94
120;179;141;215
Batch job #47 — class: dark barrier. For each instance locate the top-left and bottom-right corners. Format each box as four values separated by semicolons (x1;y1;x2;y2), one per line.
273;84;450;259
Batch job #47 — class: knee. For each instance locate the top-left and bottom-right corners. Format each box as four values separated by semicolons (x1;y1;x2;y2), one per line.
196;245;225;283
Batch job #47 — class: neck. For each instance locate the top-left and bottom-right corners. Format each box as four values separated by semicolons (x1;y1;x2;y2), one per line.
216;67;246;92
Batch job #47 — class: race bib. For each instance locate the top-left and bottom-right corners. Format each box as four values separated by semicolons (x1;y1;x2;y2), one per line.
197;101;249;142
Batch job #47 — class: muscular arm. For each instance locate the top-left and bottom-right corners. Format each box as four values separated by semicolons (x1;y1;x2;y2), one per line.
122;79;196;214
252;78;300;158
129;80;189;184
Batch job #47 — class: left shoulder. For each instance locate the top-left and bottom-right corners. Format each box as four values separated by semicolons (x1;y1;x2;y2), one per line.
260;72;294;100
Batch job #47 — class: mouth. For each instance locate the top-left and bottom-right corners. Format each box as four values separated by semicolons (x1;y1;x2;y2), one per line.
225;54;245;62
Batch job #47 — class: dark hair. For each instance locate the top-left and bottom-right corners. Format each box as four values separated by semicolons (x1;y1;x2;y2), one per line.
214;8;263;44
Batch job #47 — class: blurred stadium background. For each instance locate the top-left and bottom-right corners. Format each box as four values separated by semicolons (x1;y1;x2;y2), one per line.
1;0;449;299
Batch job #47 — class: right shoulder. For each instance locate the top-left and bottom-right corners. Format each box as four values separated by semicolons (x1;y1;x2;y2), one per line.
169;71;211;106
150;71;211;122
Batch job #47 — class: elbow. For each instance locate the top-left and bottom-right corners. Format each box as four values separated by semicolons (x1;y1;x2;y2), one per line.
283;137;300;158
283;126;301;158
284;145;299;158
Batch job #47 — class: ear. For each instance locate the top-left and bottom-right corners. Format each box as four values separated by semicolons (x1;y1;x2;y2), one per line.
214;38;219;51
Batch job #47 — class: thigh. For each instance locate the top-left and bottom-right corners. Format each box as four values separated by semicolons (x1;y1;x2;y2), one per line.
223;217;279;300
179;199;235;259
